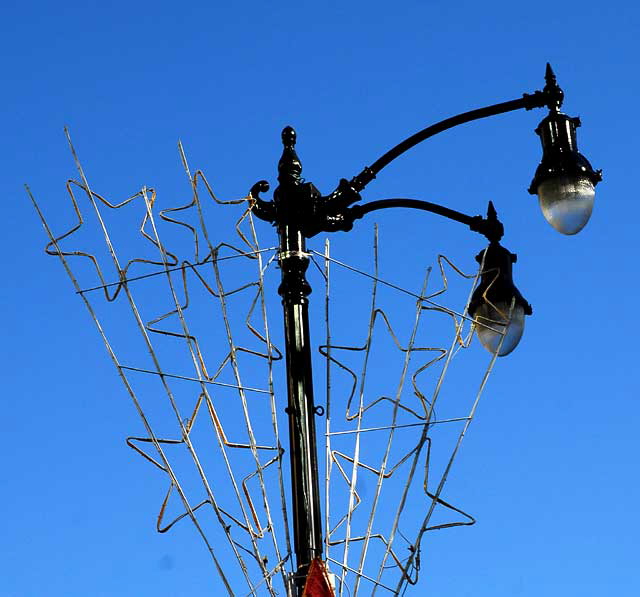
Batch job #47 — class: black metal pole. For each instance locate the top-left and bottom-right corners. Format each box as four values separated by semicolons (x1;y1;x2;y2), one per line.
274;127;323;594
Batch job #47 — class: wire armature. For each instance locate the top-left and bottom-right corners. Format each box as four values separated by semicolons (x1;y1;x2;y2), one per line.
30;131;292;595
30;131;500;595
318;232;499;595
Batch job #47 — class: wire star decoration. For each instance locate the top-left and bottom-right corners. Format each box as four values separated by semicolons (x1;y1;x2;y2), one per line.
29;130;500;596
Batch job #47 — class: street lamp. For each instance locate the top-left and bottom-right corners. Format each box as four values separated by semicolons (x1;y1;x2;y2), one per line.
468;236;532;357
248;64;600;594
528;65;602;234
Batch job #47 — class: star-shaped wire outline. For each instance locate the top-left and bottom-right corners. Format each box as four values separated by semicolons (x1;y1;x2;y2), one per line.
320;249;481;591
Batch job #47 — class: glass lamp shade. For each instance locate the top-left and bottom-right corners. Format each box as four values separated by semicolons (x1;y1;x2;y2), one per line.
474;301;526;357
537;174;595;235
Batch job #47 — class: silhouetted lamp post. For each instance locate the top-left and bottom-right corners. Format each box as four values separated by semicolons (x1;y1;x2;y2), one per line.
248;64;600;594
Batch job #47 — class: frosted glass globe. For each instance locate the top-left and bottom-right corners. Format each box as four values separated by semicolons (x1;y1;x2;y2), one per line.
537;175;595;235
474;302;526;357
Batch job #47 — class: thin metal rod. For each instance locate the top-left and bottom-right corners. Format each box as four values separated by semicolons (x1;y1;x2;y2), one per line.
119;365;272;394
326;417;472;436
76;247;277;294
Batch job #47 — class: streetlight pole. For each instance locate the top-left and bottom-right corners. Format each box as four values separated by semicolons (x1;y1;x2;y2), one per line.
250;64;601;594
275;126;324;591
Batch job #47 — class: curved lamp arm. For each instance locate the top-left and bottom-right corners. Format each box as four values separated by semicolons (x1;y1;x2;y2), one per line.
350;90;558;192
333;63;564;201
348;198;504;243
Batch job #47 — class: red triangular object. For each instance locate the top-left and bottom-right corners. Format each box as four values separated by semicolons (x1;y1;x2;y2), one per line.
302;558;335;597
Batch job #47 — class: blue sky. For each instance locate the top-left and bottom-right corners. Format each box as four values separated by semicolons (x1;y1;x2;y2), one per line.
3;1;639;595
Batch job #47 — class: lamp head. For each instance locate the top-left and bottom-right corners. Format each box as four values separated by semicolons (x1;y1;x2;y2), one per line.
529;111;602;235
469;242;532;357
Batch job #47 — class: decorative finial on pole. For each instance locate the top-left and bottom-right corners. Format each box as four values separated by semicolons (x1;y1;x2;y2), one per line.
544;63;556;85
543;63;564;111
278;126;303;186
479;200;504;243
487;200;498;221
282;125;297;148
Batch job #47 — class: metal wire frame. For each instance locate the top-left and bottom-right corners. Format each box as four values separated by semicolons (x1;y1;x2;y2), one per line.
30;131;294;594
30;130;505;595
319;231;500;595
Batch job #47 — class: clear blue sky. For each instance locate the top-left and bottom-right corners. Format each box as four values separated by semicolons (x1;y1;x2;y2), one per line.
3;1;639;595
